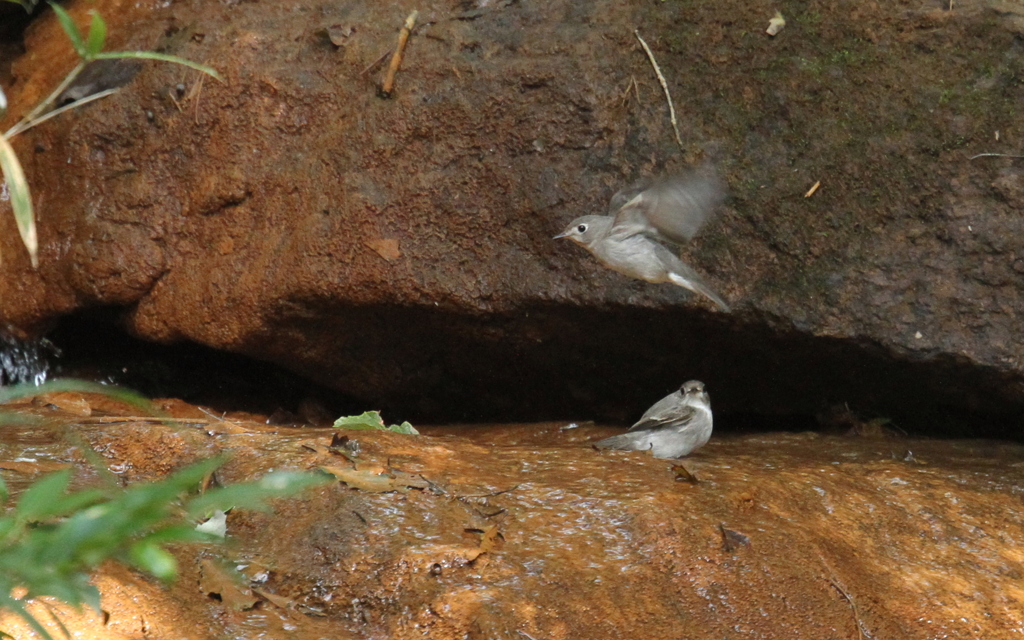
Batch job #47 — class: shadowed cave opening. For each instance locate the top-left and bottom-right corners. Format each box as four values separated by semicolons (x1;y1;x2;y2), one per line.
10;307;1020;442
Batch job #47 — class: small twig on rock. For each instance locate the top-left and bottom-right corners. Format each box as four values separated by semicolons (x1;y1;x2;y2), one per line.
193;72;207;125
634;29;684;153
970;152;1024;160
77;415;213;425
818;552;868;640
360;49;393;78
457;484;522;498
380;10;419;98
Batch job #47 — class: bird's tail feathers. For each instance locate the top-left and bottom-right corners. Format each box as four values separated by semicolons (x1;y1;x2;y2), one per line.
667;271;731;312
594;433;643;451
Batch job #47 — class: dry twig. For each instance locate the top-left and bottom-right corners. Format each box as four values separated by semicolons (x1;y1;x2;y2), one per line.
361;49;393;78
380;10;419;97
76;415;215;425
818;552;868;640
970;152;1024;160
634;30;684;153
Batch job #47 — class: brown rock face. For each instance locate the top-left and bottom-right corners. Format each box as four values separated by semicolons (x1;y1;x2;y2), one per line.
6;402;1023;640
2;0;1024;429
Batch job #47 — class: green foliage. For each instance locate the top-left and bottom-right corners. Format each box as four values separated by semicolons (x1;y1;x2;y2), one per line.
0;378;152;407
333;410;420;435
0;382;330;640
1;3;221;269
0;133;35;267
1;0;39;11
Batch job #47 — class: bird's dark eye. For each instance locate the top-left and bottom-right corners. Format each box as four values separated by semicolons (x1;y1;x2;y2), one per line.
576;224;587;233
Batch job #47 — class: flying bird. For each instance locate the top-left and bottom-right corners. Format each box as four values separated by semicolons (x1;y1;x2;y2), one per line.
554;171;730;311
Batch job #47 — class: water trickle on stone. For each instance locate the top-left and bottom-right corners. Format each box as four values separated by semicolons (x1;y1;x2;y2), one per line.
0;333;54;386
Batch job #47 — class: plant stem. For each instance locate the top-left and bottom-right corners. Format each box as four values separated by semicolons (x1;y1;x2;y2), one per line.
5;60;87;138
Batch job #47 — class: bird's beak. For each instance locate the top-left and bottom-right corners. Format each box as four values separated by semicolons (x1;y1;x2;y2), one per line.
552;231;570;240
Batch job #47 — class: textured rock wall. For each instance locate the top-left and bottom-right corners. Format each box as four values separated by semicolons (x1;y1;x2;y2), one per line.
2;0;1024;431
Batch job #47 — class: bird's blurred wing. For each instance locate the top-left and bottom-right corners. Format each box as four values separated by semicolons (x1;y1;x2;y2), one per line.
612;171;726;244
628;404;697;432
607;177;655;216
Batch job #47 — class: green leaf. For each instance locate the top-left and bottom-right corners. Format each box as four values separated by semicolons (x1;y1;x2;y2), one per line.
49;2;86;57
94;51;222;80
185;471;329;518
129;542;177;581
390;421;420;435
0;132;38;268
333;410;387;430
0;474;7;504
332;411;419;434
3;0;39;12
0;516;15;540
84;11;107;57
0;593;56;640
15;469;71;522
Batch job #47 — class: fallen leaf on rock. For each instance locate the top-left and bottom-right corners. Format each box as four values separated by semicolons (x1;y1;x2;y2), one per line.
463;524;503;562
198;558;259;611
253;587;296;610
32;392;92;416
333;410;419;434
323;24;356;47
672;464;699;484
719;523;751;552
365;238;401;261
195;510;228;538
321;465;430;492
330;433;361;458
0;459;72;474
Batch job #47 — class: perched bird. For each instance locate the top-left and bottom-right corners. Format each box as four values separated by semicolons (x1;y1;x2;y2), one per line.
554;171;730;311
595;380;713;459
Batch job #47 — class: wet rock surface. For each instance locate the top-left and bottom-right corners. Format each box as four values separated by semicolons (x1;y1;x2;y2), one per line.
2;396;1023;638
2;1;1024;431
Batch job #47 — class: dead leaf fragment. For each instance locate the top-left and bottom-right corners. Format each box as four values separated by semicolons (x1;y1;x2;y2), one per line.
32;392;92;417
198;558;259;611
321;465;430;493
767;11;786;36
719;523;751;552
672;464;699;484
0;459;72;474
253;587;296;610
463;524;504;562
366;237;401;261
324;24;356;47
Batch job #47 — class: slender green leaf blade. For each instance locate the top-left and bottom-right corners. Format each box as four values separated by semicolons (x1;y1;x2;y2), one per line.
0;594;57;640
0;132;38;267
94;51;221;80
15;469;71;521
85;11;107;57
48;2;86;57
186;471;329;518
129;541;177;581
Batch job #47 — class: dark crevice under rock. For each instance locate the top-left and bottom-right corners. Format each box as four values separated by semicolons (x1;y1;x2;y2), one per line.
35;311;1024;441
